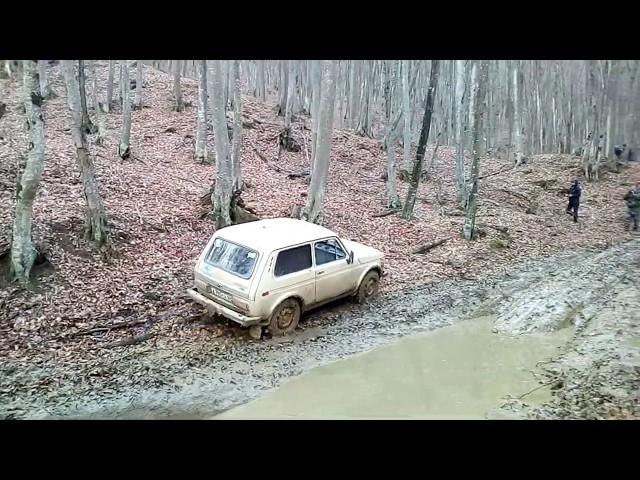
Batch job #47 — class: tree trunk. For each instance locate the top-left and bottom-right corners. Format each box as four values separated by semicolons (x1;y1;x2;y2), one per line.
37;60;53;99
78;60;96;134
284;60;295;129
303;60;338;224
118;60;132;159
402;60;412;170
231;60;243;191
278;60;288;116
62;60;111;249
106;60;115;113
10;60;45;282
310;60;322;176
210;60;233;229
89;60;106;144
462;61;489;241
384;61;401;209
134;60;143;110
257;60;266;102
513;64;525;165
454;59;467;204
401;60;440;220
173;60;184;112
355;61;372;137
195;60;208;163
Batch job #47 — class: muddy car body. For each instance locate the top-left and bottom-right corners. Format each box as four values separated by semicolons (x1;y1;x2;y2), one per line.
187;218;384;335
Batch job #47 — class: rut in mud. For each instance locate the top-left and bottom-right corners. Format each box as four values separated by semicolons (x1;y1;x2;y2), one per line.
1;239;638;420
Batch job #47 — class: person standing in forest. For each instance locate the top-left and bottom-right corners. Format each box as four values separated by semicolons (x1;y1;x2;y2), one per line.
566;179;581;223
624;182;640;231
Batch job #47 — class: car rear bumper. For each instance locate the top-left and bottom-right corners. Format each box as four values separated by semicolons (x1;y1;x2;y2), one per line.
186;288;263;327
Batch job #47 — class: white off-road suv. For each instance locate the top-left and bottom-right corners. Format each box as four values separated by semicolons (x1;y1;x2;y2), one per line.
187;218;384;336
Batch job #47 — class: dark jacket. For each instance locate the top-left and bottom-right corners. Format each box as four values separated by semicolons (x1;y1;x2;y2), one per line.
569;184;581;200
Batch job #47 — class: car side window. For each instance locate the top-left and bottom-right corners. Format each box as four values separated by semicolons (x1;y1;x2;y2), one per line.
314;238;346;266
274;244;312;277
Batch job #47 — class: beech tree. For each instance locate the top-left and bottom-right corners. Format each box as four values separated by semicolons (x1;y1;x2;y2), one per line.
302;60;338;224
10;60;45;282
402;60;440;220
462;60;489;240
62;60;111;249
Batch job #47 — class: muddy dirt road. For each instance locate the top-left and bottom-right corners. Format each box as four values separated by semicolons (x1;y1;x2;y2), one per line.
1;239;638;420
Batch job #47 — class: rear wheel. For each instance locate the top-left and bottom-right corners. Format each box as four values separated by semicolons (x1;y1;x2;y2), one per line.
268;298;301;336
356;271;380;304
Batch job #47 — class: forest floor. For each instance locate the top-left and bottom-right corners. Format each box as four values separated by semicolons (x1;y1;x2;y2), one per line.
1;63;639;419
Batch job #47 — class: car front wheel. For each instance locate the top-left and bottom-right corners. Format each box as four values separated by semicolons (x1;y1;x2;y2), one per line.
356;270;380;304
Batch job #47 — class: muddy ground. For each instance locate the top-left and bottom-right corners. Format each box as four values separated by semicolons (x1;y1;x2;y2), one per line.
1;238;638;420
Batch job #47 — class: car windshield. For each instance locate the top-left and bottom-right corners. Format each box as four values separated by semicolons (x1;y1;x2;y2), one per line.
205;238;258;279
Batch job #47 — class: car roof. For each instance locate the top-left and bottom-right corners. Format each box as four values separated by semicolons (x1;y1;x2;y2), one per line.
215;218;338;252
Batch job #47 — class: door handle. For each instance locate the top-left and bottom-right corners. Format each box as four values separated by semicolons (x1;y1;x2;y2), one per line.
317;271;325;275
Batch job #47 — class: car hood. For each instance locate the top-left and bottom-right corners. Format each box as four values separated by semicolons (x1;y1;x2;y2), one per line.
341;239;383;264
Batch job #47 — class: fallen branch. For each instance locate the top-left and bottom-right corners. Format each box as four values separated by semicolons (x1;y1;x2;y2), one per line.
372;209;401;218
444;210;497;217
479;165;513;180
498;188;530;201
61;318;148;339
516;377;560;400
412;238;449;254
102;331;156;349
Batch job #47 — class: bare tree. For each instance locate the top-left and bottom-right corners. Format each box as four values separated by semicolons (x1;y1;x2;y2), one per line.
454;60;467;204
401;59;412;170
195;60;208;163
106;60;115;113
134;60;143;110
383;60;401;209
89;61;106;144
512;63;525;165
462;61;489;241
10;60;45;282
37;60;54;99
62;60;111;249
256;60;266;102
78;60;97;134
284;59;295;130
118;60;132;160
310;60;322;176
231;60;243;191
302;60;338;224
355;60;373;137
173;60;184;112
401;60;440;220
277;60;289;116
210;60;233;228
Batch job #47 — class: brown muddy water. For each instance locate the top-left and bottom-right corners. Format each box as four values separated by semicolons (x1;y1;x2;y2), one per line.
216;317;571;420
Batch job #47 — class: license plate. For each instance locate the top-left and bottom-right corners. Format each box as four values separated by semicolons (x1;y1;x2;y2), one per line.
209;286;232;302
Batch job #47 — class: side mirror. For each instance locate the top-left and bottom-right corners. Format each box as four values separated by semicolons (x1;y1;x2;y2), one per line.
347;251;354;264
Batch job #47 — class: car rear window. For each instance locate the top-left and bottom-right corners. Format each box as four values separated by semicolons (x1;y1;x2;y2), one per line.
206;238;258;279
275;244;312;277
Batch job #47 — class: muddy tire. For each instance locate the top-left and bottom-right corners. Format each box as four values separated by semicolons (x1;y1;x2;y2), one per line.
356;271;380;304
268;298;301;336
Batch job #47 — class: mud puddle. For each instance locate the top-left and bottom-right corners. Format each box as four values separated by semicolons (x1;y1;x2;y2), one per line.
216;317;571;419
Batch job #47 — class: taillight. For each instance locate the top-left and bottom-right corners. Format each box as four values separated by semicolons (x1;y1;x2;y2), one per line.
232;298;249;313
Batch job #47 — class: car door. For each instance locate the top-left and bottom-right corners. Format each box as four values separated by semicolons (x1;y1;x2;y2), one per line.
313;237;356;303
269;243;316;309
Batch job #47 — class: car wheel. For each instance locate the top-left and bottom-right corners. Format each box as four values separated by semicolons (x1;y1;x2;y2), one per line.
268;298;301;336
357;271;380;304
